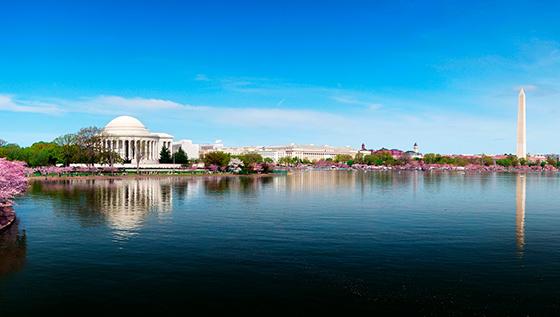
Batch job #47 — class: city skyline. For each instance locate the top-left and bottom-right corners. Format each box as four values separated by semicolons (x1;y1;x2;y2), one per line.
2;1;560;154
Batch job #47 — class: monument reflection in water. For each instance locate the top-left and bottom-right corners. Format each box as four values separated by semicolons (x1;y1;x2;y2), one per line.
516;174;526;254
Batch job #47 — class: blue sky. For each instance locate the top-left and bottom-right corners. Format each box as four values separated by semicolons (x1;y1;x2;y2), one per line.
1;0;560;154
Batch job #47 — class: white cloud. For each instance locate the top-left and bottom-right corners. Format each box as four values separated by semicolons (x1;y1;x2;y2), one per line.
93;96;186;110
0;95;63;114
332;96;382;110
2;84;558;153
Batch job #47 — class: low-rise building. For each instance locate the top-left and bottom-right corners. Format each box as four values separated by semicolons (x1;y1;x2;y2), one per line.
172;139;200;160
360;142;422;159
199;140;224;156
270;144;356;161
207;143;356;162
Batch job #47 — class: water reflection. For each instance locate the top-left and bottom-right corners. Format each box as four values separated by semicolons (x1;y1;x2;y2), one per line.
202;175;275;196
31;178;174;235
516;174;526;253
0;219;26;277
28;173;531;253
11;172;560;314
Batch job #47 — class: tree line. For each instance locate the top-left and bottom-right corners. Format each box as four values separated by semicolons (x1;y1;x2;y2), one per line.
0;127;119;167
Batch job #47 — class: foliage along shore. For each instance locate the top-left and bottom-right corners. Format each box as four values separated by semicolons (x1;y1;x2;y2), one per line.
0;159;27;231
24;161;560;181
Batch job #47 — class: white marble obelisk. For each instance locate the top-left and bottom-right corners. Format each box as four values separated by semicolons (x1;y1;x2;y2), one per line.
516;88;526;159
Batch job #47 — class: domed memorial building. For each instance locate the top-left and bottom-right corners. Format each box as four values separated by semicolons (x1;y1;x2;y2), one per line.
102;116;173;164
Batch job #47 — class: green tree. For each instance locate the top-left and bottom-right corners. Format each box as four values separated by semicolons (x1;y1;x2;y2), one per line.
334;154;353;163
238;153;263;166
0;143;26;162
452;157;468;167
203;151;231;168
278;156;293;165
396;156;411;165
26;142;60;166
99;147;123;168
172;147;189;164
546;157;558;167
364;151;395;166
496;157;514;167
353;153;364;164
54;134;80;166
422;153;440;164
510;155;519;166
75;127;103;166
481;155;494;166
159;146;172;163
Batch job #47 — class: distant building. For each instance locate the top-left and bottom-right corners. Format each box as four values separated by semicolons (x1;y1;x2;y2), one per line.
172;140;200;160
373;148;404;158
211;143;356;162
360;142;422;159
404;142;423;159
528;154;547;162
267;144;356;161
199;140;224;156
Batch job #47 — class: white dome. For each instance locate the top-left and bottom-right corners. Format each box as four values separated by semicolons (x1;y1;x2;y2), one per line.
104;116;150;136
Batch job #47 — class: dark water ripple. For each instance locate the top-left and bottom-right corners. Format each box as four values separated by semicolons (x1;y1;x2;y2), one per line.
1;171;560;314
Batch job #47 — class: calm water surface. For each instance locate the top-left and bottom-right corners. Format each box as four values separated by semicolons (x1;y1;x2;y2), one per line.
2;171;560;315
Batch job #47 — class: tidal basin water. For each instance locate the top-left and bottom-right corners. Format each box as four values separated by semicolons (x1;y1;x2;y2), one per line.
2;171;560;314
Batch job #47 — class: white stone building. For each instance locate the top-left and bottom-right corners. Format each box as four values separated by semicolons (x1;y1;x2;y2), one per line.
269;144;356;161
172;139;200;160
199;140;225;156
216;143;356;162
102;116;173;164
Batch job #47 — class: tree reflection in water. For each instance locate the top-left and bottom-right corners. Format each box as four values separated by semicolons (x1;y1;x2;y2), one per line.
0;218;26;277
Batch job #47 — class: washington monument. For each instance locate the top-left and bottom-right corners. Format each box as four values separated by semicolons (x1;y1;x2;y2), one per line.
516;88;526;159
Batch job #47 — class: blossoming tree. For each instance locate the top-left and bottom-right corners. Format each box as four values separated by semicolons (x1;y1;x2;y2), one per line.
0;158;28;207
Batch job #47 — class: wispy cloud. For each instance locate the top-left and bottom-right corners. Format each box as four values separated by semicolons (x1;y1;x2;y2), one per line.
54;95;208;116
332;96;382;110
0;93;546;153
0;95;63;115
91;96;190;110
194;74;210;81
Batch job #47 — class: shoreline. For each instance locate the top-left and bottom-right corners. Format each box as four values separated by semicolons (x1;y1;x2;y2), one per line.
0;207;16;233
27;167;559;182
28;172;279;182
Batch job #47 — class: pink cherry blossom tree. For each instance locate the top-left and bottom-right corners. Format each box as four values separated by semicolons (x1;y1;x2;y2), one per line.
0;158;28;207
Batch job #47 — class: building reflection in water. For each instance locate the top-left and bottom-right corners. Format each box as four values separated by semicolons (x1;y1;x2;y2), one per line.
276;170;358;193
32;178;174;237
95;178;173;235
516;174;526;253
0;219;26;277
